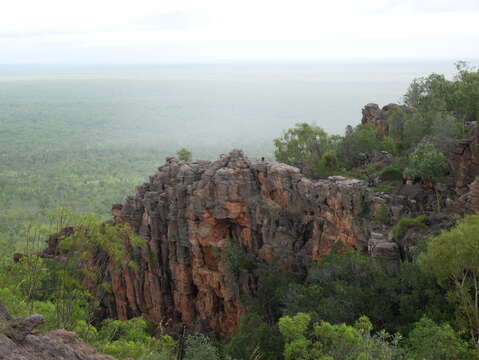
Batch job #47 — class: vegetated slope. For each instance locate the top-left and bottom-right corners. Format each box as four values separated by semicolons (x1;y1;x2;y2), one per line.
43;127;478;336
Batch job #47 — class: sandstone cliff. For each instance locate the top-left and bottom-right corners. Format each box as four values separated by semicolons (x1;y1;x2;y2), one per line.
40;102;479;337
109;151;377;336
45;150;406;336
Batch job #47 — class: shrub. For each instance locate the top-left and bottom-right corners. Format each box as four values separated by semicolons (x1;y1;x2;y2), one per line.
224;312;283;360
224;238;256;281
419;215;479;344
274;123;333;175
176;148;192;162
373;204;389;225
183;333;220;360
405;317;473;360
379;167;403;182
94;317;176;360
404;142;448;182
392;216;427;241
278;313;401;360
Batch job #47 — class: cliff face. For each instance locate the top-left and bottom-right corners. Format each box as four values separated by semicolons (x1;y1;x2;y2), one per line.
41;104;479;337
48;150;384;336
108;150;376;335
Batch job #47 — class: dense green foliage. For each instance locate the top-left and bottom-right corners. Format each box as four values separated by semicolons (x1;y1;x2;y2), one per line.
274;123;339;177
282;250;451;335
405;317;474;360
404;142;448;182
419;215;479;345
2;64;479;359
273;63;479;185
278;313;401;360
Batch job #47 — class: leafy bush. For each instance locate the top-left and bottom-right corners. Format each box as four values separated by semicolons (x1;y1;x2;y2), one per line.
338;124;385;169
404;142;448;182
183;333;220;360
225;238;256;281
392;216;428;241
176;148;192;162
224;312;283;360
379;167;403;182
419;215;479;344
278;313;401;360
274;123;330;168
405;317;474;360
373;204;389;224
91;317;176;360
282;251;451;335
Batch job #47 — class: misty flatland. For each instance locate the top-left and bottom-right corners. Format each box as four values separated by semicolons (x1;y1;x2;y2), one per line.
0;61;455;241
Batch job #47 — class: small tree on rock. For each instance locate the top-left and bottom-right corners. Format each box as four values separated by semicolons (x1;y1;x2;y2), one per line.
176;148;192;162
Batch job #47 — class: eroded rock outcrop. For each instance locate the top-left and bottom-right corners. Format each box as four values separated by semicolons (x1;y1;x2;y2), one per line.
45;150;382;336
0;301;115;360
449;124;479;194
114;152;376;336
45;146;466;336
361;103;412;135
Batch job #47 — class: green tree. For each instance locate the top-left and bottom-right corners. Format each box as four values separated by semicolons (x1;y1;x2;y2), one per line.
278;313;401;360
274;123;334;177
404;73;450;116
224;312;283;360
405;317;473;360
404;142;448;182
419;215;479;344
176;148;192;162
450;62;479;124
338;124;385;169
283;250;451;335
402;112;430;149
91;317;176;360
404;63;479;137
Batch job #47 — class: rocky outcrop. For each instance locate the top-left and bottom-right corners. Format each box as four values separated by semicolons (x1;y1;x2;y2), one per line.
458;176;479;214
361;103;412;135
45;150;385;336
45;148;464;336
112;152;376;336
449;124;479;193
0;301;115;360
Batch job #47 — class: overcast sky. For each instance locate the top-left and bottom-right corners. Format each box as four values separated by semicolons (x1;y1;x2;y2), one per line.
1;0;479;64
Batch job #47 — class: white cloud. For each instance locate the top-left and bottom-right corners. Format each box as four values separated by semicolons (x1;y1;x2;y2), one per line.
0;0;477;63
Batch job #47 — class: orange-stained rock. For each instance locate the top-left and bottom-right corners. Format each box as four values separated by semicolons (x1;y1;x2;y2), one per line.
43;150;380;336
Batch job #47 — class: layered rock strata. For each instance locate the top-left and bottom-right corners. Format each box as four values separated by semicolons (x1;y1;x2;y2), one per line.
45;150;382;336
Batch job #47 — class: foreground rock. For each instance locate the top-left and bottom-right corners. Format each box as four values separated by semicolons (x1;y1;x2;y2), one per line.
0;302;115;360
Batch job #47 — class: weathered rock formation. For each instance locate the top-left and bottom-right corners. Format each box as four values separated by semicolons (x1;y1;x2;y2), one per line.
362;103;479;213
40;101;479;337
110;152;377;336
449;124;479;193
0;301;115;360
45;150;401;336
361;103;412;135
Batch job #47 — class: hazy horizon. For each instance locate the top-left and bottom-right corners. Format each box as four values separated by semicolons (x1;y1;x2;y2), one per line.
0;60;464;161
2;0;479;64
